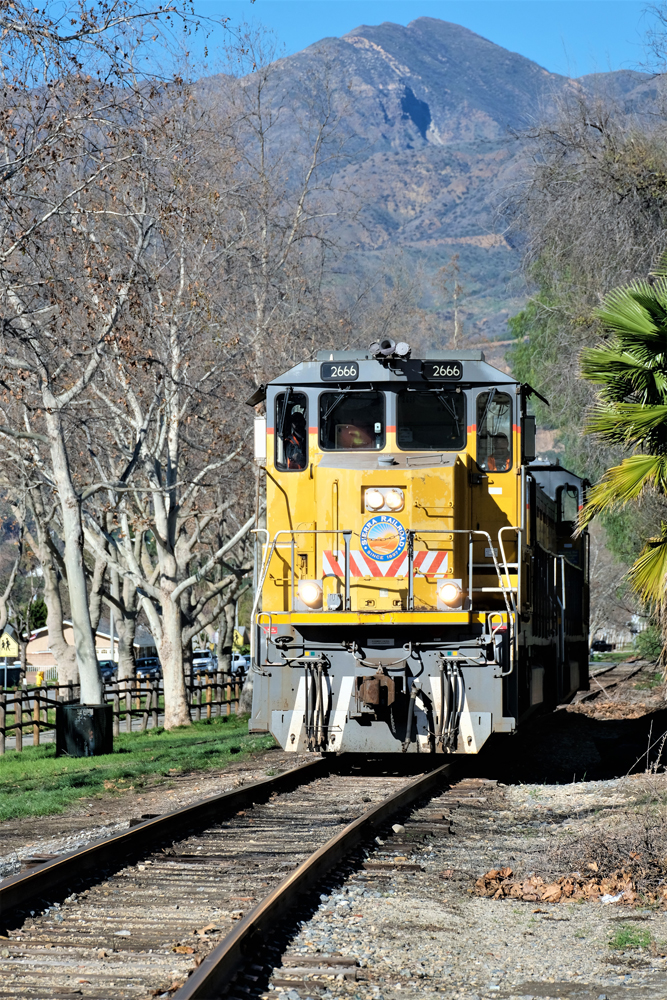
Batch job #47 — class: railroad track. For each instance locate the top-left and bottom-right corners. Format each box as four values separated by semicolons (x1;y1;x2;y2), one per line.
0;757;453;999
574;659;647;704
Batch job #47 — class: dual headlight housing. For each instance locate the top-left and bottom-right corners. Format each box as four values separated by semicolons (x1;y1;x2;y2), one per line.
364;487;404;512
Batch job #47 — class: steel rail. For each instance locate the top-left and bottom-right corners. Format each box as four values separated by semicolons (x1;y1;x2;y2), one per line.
0;757;328;920
174;760;452;1000
576;661;646;703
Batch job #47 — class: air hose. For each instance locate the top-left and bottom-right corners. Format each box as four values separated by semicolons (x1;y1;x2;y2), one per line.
401;682;420;753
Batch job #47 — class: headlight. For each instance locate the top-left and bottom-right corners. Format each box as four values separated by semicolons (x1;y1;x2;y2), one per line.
438;581;463;608
365;488;384;511
298;580;323;609
384;488;404;511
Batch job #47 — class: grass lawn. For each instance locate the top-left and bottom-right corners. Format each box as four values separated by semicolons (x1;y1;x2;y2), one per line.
0;715;276;822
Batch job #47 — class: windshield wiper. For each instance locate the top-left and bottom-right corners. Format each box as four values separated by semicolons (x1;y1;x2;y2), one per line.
276;387;292;437
436;392;461;437
477;387;496;434
323;391;351;422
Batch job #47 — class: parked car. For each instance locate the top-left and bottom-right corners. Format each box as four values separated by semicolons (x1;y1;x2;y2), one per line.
591;639;615;653
97;659;117;681
231;652;248;674
136;656;162;679
192;650;217;674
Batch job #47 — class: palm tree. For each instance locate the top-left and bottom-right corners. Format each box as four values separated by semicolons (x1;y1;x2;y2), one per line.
579;253;667;629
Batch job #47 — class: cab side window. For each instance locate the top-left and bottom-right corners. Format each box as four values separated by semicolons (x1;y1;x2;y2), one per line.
275;391;308;471
558;484;579;526
477;391;512;472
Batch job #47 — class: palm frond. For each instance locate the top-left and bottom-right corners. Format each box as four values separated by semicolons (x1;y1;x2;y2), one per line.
627;534;667;602
580;346;652;384
596;284;667;348
586;403;667;439
650;250;667;280
578;454;667;528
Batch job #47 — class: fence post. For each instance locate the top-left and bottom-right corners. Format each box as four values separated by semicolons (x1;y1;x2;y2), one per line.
15;691;22;752
140;680;149;732
0;692;5;755
214;669;221;718
193;675;200;722
112;684;120;738
151;679;158;729
67;680;73;704
33;690;40;746
126;681;132;733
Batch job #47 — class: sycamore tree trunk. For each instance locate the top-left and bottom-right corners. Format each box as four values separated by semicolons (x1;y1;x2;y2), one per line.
117;619;136;680
238;667;254;714
26;512;78;685
217;600;235;675
157;576;190;728
111;570;137;681
18;638;27;685
42;559;78;685
45;410;102;705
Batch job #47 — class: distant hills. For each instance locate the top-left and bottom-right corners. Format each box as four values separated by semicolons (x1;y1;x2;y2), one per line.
208;18;655;353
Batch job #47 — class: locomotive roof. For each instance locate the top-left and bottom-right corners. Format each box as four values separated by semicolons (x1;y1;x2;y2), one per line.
267;350;516;388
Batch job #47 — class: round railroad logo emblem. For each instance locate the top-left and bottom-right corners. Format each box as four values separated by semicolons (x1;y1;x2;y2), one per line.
360;515;407;562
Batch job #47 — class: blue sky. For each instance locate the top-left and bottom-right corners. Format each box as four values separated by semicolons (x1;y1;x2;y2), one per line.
192;1;656;78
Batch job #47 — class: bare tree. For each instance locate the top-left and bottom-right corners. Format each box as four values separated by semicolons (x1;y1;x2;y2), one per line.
0;1;208;704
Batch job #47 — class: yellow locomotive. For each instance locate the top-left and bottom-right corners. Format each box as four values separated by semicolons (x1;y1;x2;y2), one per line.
248;341;589;754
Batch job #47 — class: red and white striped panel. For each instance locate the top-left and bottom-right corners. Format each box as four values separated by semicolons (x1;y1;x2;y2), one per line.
322;549;448;579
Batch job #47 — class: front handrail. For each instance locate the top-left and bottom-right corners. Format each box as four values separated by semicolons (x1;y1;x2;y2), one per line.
252;526;518;624
253;529;359;621
407;528;515;618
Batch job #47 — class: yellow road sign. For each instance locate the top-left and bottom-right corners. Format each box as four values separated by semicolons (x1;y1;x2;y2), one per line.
0;633;18;657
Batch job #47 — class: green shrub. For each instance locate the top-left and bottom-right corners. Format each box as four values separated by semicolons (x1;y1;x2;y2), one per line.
635;625;663;662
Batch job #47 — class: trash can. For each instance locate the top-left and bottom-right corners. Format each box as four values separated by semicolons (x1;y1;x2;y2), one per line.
56;704;113;757
0;665;21;688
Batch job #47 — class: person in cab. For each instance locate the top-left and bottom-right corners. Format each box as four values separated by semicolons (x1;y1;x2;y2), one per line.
284;411;307;470
487;433;510;472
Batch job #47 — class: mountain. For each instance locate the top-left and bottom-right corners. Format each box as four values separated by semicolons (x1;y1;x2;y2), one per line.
209;18;654;352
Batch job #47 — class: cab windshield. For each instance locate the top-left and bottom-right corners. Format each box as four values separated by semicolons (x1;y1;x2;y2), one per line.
319;391;385;450
396;390;466;450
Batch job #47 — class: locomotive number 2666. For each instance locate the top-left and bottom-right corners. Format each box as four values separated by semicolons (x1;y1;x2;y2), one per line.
320;362;359;381
423;361;463;380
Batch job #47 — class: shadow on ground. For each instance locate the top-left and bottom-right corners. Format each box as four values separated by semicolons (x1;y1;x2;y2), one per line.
470;705;667;785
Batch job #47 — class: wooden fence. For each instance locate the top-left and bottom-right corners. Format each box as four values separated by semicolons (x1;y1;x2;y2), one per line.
0;670;245;753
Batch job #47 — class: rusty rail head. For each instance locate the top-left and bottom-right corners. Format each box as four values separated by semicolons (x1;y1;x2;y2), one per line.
173;761;452;1000
0;758;327;920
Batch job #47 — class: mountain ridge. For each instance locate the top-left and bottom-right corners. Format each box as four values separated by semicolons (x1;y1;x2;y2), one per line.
207;18;655;349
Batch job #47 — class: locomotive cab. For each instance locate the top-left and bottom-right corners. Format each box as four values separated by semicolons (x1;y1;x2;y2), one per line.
248;345;589;754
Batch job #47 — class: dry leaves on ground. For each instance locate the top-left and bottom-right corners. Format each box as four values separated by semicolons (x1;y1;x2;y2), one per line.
471;865;667;905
